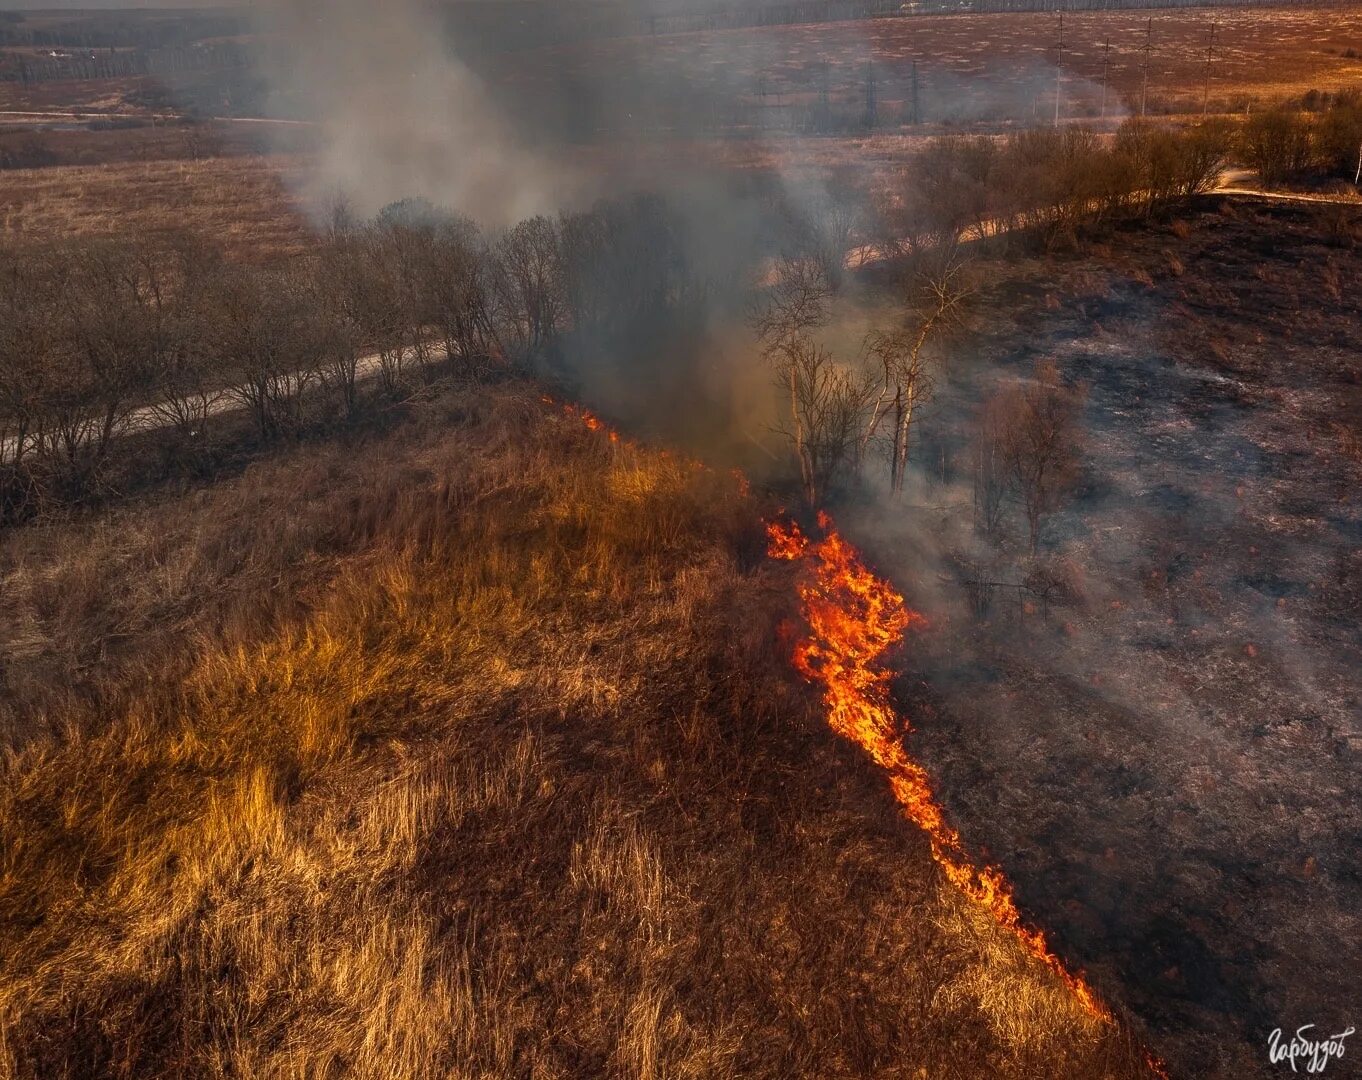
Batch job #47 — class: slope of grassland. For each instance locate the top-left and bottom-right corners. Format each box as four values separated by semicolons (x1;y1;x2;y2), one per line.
0;377;1147;1078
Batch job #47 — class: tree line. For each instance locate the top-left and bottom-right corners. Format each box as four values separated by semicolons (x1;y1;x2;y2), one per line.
871;119;1233;258
753;120;1244;550
0;117;1254;526
0;193;727;516
1239;94;1362;187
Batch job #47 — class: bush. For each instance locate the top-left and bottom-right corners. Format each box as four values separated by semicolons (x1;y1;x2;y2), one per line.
1317;96;1362;182
1239;107;1315;186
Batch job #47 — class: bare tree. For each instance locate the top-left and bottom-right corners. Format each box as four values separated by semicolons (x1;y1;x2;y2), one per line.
785;176;864;289
779;337;875;506
987;359;1088;554
0;254;55;470
751;254;831;356
493;215;565;362
750;256;880;503
857;255;971;493
132;234;225;443
39;240;178;485
421;216;498;373
1171;119;1233;197
751;255;830;502
316;233;387;413
216;266;323;440
971;390;1012;539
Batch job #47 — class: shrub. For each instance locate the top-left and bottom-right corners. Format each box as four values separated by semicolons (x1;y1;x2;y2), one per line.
1239;107;1315;186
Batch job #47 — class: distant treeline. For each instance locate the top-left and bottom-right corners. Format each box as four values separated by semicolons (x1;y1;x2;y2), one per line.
648;0;901;33
2;43;251;88
0;11;247;51
0;117;1267;520
446;0;1362;58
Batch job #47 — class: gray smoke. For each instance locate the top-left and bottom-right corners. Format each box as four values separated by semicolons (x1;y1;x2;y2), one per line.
253;0;576;225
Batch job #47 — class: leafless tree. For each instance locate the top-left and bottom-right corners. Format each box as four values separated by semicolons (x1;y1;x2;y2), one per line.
751;256;876;503
39;241;179;485
985;359;1088;554
493;215;565;361
1171;119;1233;197
315;234;388;412
420;216;498;373
216;265;323;440
751;254;830;356
779;337;876;505
786;176;864;289
131;235;226;443
752;256;826;502
971;390;1012;540
857;255;971;493
1318;96;1362;182
0;255;55;470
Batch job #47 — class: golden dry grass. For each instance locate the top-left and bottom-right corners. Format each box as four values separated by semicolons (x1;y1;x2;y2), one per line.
0;378;1151;1078
0;153;310;261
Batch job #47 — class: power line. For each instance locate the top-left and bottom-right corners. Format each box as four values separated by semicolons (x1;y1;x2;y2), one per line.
1140;16;1153;119
1054;11;1064;128
1100;37;1111;121
1202;18;1218;118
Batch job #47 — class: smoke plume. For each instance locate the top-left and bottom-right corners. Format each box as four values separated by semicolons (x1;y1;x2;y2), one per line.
253;0;574;225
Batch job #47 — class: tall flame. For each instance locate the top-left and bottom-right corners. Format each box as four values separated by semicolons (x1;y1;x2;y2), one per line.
768;512;1115;1025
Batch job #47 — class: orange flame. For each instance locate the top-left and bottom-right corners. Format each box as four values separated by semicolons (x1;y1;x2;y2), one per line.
768;512;1114;1026
549;396;624;445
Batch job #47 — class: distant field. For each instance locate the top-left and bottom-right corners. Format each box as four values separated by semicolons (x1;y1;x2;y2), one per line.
1;4;1359;260
0;153;309;260
500;6;1362;128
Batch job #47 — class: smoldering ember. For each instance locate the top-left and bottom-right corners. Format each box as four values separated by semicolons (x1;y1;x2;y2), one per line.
0;2;1359;1078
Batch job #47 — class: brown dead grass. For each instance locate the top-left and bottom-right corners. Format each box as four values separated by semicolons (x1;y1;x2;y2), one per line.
0;76;160;116
510;5;1362;120
0;377;1150;1079
0;154;310;261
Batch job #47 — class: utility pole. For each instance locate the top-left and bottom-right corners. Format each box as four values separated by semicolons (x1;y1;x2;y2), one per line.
1202;19;1217;118
1100;37;1111;122
864;58;878;129
1140;16;1152;119
819;61;831;132
911;58;921;125
1053;12;1064;128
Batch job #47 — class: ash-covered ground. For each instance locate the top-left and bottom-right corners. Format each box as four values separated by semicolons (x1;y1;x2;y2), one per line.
860;200;1362;1078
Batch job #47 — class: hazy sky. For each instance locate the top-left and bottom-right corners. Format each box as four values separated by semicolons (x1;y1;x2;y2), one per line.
0;2;233;8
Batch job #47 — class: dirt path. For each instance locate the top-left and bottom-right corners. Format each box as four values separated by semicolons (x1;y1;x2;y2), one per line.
1213;166;1362;205
0;345;416;464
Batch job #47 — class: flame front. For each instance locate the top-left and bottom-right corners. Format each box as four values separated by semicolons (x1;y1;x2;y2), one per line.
767;512;1114;1025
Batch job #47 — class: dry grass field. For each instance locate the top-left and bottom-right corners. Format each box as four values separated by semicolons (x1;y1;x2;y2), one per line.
0;10;1358;1078
0;377;1152;1079
504;5;1362;125
0;153;310;260
0;76;161;116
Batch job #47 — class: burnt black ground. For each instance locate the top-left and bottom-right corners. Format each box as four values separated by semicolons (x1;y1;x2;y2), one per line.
859;200;1362;1079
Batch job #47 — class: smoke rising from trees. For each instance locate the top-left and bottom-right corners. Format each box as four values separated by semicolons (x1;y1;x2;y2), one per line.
253;0;574;225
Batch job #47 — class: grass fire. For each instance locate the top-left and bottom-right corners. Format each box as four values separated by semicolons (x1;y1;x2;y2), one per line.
767;513;1112;1023
1;2;1360;1078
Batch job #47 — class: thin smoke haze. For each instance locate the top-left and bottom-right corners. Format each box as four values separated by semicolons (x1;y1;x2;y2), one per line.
254;0;574;224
